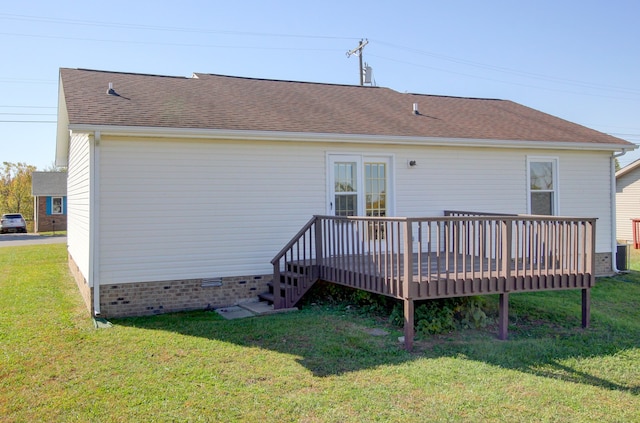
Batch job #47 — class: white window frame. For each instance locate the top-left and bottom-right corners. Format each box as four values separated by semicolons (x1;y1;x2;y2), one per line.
52;196;63;215
526;156;559;215
326;153;395;217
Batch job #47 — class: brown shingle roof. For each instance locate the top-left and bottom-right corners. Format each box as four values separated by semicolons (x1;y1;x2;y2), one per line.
59;68;631;146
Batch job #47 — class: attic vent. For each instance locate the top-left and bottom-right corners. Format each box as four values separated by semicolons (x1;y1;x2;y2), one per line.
107;82;115;95
412;103;419;115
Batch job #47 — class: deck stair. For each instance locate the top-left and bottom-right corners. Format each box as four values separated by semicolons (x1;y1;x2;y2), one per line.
259;260;318;307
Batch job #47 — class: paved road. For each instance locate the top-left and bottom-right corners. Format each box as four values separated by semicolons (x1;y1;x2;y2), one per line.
0;233;67;248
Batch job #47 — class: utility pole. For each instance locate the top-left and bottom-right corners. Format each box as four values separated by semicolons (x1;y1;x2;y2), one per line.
346;39;369;86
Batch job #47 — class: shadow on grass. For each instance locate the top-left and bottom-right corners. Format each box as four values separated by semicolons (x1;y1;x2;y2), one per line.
112;274;640;394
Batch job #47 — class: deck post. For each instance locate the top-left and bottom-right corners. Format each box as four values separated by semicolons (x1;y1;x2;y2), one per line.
403;220;417;298
582;288;590;328
404;298;414;350
498;293;509;340
314;216;323;279
501;219;514;292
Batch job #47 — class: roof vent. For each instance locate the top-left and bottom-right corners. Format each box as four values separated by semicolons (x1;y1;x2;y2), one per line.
412;103;419;115
107;82;115;95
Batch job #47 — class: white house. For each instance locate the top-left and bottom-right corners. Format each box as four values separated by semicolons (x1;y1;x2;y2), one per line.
56;68;634;321
616;159;640;246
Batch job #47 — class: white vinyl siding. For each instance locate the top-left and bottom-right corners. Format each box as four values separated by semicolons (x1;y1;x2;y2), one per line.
395;147;525;218
66;133;92;281
95;138;615;285
97;137;326;283
616;167;640;242
393;146;611;253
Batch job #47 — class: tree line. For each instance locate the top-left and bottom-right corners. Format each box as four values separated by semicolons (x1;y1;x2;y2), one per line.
0;161;64;220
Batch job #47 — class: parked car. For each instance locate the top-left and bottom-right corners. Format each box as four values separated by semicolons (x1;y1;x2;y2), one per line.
0;213;27;234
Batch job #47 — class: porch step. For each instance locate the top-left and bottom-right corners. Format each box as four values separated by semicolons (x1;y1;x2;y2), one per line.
258;291;274;304
258;281;293;304
239;300;297;316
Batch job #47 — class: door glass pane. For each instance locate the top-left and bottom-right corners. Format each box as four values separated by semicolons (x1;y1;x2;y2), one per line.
334;162;357;216
365;163;386;217
334;162;356;193
365;162;387;240
335;194;357;216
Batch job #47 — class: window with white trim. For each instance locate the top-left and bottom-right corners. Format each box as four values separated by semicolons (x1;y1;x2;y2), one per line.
52;197;63;215
527;157;558;215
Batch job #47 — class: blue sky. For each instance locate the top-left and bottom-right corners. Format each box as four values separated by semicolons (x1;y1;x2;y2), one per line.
2;0;639;170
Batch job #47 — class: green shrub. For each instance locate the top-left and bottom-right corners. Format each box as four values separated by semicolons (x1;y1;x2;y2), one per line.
389;296;491;335
303;283;492;335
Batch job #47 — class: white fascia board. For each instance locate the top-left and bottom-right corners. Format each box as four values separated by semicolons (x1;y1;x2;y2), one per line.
67;124;634;153
55;77;70;167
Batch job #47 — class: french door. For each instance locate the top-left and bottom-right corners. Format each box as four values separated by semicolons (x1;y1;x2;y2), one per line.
327;154;393;218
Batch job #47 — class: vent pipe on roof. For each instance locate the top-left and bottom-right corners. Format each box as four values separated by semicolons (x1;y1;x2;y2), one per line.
412;103;419;115
107;82;115;95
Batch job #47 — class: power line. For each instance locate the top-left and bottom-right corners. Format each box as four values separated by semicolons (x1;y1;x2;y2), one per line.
0;13;357;41
372;40;640;97
0;31;342;53
0;120;56;123
0;105;56;108
0;76;56;84
0;112;56;116
368;53;640;102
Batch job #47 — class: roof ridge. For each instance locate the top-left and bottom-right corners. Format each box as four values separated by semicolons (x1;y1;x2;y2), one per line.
408;92;505;101
192;72;384;90
67;68;190;80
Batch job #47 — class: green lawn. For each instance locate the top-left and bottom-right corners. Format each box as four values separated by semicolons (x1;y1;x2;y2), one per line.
1;244;638;422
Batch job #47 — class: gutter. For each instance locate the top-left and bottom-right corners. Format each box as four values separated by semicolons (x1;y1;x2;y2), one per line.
67;124;632;153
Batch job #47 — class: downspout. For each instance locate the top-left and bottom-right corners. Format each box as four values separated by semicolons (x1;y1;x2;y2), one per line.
91;131;101;315
611;149;628;273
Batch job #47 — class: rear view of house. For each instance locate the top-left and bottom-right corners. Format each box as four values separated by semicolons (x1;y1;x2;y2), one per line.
55;68;634;343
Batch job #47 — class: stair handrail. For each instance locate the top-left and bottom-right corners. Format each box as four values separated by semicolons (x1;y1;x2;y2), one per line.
270;216;318;266
270;216;319;308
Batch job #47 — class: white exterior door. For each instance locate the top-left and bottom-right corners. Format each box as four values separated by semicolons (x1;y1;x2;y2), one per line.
327;154;392;217
327;155;393;253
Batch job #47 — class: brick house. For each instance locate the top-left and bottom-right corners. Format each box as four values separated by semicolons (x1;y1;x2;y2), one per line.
31;171;67;233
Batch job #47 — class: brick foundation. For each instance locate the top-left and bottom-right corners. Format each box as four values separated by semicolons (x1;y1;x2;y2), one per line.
68;253;92;313
98;275;271;318
69;254;270;318
595;252;613;277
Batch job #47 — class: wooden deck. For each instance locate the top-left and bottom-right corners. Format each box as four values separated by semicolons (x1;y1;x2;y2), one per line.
271;212;596;350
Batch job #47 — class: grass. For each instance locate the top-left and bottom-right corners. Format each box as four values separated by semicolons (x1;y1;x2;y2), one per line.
1;244;639;422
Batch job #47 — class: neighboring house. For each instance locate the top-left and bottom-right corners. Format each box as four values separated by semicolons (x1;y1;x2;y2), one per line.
31;171;67;233
56;68;635;330
615;159;640;246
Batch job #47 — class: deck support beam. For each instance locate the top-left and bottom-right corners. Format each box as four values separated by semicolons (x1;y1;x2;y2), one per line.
582;288;590;328
498;293;509;340
404;299;414;351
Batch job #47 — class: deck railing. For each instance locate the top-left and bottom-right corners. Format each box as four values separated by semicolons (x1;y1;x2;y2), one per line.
272;213;596;306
